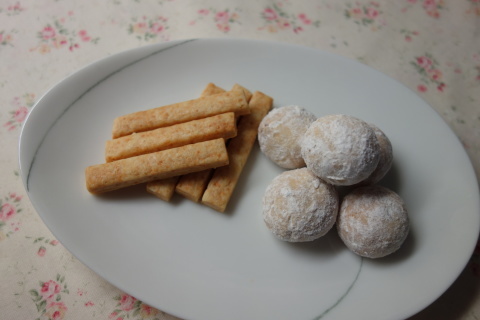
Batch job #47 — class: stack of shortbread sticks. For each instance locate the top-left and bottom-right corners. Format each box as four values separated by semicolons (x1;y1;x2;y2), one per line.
85;83;273;212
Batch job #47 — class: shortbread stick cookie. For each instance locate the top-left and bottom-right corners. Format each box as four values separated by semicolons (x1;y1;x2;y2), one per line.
145;83;225;201
231;84;253;102
145;84;224;201
202;91;273;212
105;112;237;162
146;176;179;201
175;168;214;202
201;82;226;96
174;84;253;202
85;138;229;194
112;90;249;138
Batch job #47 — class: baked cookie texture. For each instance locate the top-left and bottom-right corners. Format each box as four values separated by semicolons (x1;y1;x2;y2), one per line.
258;105;316;169
301;114;380;186
262;168;339;242
359;124;394;185
337;185;409;259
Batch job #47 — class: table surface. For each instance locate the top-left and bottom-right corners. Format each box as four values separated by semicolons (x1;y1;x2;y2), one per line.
1;1;480;319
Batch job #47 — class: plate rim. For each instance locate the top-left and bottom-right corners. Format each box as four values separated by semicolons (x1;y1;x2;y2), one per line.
18;38;480;320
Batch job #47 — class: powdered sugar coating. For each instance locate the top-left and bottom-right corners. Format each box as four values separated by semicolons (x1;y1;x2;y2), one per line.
360;124;393;185
258;105;317;169
337;185;409;258
262;168;339;242
301;114;380;186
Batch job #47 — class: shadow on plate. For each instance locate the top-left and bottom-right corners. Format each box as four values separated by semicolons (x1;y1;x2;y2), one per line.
335;161;402;200
406;255;480;319
222;145;265;217
278;227;347;258
378;160;402;192
94;183;183;208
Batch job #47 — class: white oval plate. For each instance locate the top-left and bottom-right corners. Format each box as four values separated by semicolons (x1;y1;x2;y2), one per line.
19;39;480;320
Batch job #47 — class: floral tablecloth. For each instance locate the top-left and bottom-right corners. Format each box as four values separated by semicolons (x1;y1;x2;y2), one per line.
1;1;479;319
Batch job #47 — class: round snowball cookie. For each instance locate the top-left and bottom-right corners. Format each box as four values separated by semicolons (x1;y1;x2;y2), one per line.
301;114;380;186
337;185;409;259
258;105;317;169
360;124;393;185
262;168;339;242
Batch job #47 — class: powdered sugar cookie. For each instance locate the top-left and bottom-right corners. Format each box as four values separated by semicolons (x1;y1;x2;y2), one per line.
360;124;393;185
301;114;380;186
337;185;409;258
258;105;316;169
262;168;339;242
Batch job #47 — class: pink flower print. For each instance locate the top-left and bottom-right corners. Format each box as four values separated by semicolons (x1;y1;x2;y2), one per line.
403;30;419;42
150;23;164;34
33;18;99;53
0;203;16;221
68;43;79;52
40;280;61;301
298;13;312;25
428;10;440;18
0;30;14;46
259;3;319;33
85;301;94;307
263;7;278;21
0;193;23;238
216;23;230;32
423;0;436;9
30;275;69;318
7;2;25;15
416;56;433;70
417;84;428;92
350;7;363;18
367;7;379;18
9;192;23;202
119;294;137;311
293;26;303;33
215;11;230;24
140;304;159;317
37;246;46;257
277;18;291;30
411;53;446;92
128;16;169;41
78;30;91;42
14;106;28;122
45;301;68;320
41;26;56;40
344;2;384;29
132;22;147;34
50;239;59;246
421;0;444;18
4;94;35;131
37;43;51;54
428;68;442;81
191;8;239;33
